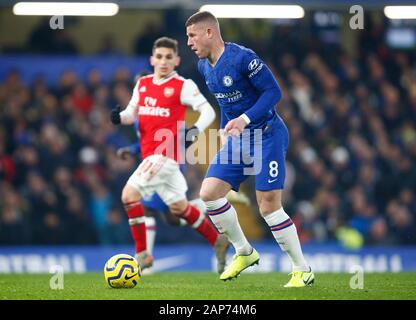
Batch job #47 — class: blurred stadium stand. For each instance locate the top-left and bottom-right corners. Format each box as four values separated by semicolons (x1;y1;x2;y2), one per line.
0;1;416;272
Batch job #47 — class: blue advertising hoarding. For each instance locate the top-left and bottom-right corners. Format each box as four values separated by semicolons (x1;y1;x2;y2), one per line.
0;243;415;273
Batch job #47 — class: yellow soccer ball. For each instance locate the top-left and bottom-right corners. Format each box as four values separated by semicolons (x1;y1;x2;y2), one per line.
104;254;141;288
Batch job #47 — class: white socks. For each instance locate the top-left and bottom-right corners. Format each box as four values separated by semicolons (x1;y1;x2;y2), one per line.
201;198;309;272
144;216;156;255
205;198;252;255
264;207;309;272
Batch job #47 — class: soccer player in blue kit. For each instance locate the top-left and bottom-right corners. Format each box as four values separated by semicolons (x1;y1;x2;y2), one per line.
186;11;314;287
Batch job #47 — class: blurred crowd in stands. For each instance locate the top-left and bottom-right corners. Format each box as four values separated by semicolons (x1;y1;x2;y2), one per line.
0;13;415;247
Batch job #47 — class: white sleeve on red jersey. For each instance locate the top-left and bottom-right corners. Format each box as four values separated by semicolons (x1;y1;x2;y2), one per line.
180;79;216;132
120;79;140;124
180;79;207;110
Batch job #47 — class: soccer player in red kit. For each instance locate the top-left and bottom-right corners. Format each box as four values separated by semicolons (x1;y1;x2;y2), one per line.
110;37;229;273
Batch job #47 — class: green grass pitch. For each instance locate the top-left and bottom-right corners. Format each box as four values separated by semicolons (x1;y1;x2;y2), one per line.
1;272;415;300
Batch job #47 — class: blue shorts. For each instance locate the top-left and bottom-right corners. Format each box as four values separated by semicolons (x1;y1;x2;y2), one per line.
206;122;289;192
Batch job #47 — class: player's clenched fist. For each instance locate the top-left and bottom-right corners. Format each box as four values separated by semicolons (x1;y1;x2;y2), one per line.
110;106;121;125
224;116;248;137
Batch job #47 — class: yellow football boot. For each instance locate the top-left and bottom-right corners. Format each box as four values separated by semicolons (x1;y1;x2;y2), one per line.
284;269;315;288
220;248;260;281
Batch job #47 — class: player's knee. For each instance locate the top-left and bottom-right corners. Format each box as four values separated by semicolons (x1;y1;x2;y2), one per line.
199;190;209;202
169;200;187;216
199;188;218;202
121;192;134;205
260;192;276;205
257;190;282;216
121;186;140;205
200;178;230;201
169;203;179;215
170;208;182;216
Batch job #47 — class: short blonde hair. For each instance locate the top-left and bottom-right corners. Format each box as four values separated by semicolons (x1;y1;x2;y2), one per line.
185;11;218;27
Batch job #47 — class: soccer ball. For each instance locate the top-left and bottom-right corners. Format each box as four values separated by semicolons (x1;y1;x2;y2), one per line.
104;254;141;288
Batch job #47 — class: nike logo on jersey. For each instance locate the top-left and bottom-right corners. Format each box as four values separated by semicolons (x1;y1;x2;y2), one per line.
268;178;278;183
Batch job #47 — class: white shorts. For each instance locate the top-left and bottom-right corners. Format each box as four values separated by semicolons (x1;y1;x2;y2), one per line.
126;154;188;205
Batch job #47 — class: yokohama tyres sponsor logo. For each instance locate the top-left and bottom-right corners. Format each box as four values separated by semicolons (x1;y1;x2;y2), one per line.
214;90;242;100
139;106;170;117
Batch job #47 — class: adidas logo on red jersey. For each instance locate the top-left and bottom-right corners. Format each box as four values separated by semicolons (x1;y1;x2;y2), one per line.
139;106;170;117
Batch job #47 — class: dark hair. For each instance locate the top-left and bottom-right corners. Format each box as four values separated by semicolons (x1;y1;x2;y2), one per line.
185;11;218;27
152;37;178;54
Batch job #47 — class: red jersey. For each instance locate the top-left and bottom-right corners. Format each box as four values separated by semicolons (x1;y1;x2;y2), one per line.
121;72;207;163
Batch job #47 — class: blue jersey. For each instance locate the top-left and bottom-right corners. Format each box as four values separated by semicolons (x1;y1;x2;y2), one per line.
198;42;283;131
200;43;289;191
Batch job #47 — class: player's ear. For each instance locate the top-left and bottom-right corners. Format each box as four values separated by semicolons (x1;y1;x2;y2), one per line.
149;56;154;67
175;56;181;67
206;27;213;39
